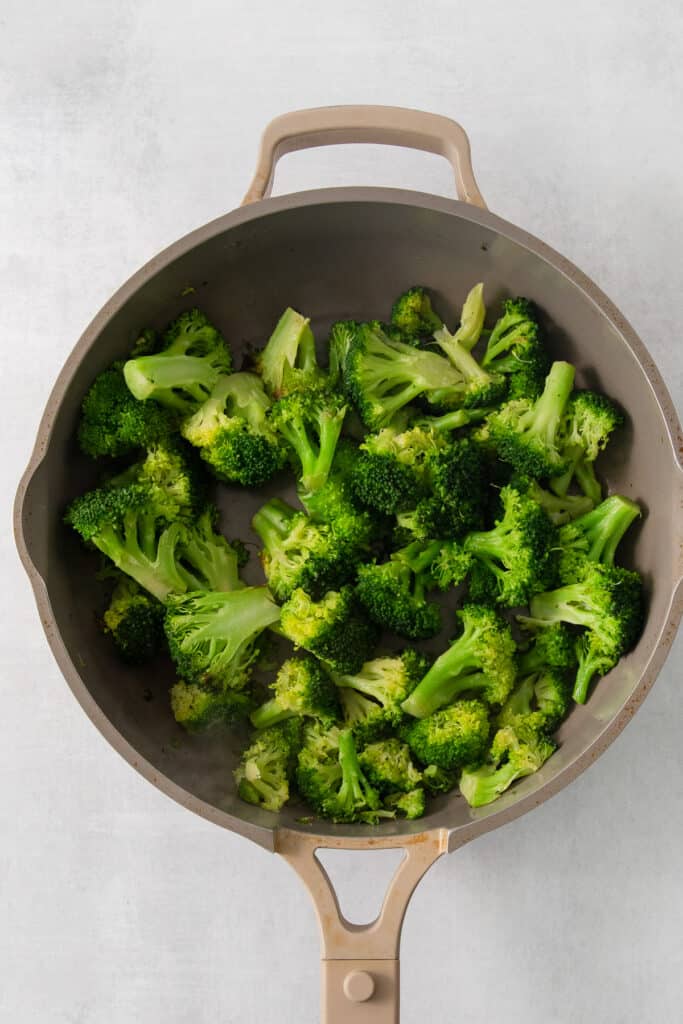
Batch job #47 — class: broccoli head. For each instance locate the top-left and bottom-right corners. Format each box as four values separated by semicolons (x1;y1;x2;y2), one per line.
390;286;442;340
556;495;641;584
481;297;549;399
383;788;426;819
497;668;571;734
296;725;387;823
516;619;577;674
280;587;379;675
459;722;555;807
401;604;517;718
102;575;165;663
250;655;340;730
550;390;624;502
356;540;444;639
358;738;423;794
123;309;232;414
404;699;491;771
234;719;303;812
78;363;177;458
334;650;429;742
170;680;252;731
352;423;444;515
270;385;347;494
256;307;322;397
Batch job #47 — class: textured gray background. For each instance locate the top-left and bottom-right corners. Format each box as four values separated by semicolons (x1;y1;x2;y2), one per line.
2;2;682;1021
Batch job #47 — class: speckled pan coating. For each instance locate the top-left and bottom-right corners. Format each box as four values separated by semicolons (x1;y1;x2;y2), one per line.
14;186;683;852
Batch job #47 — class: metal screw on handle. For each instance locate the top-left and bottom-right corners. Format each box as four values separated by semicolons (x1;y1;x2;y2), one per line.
242;104;487;208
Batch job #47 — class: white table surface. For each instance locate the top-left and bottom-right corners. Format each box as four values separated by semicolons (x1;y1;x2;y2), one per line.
2;2;682;1021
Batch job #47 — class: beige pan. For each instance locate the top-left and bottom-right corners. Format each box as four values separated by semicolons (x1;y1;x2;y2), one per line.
14;107;683;1022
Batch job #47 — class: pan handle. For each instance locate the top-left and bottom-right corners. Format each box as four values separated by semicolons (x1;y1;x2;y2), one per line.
276;828;448;1023
242;105;487;209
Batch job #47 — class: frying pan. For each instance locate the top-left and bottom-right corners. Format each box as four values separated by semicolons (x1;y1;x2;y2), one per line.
14;106;683;1023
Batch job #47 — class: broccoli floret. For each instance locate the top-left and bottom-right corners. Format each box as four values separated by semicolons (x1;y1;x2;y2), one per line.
459;722;555;807
296;725;387;823
528;563;644;703
270;385;347;494
461;485;557;606
123;309;232;414
280;587;379;675
78;363;177;458
550;391;624;502
356;540;444;639
557;495;641;583
352;424;444;514
164;586;280;690
390;286;442;340
434;284;506;407
234;720;303;812
102;575;165;662
429;541;473;589
334;651;429;740
328;320;359;389
497;668;571;733
358;738;423;793
423;438;489;537
404;699;491;771
486;361;576;478
345;322;473;430
178;506;246;592
422;763;459;794
516;620;577;674
65;484;189;601
107;442;203;524
256;307;322;397
180;372;286;487
250;655;340;730
383;787;426;819
510;472;594;525
170;680;252;731
401;604;517;718
252;498;345;602
481;297;549;399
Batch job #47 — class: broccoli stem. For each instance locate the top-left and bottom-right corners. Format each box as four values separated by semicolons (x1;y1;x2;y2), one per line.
250;697;290;730
337;729;375;809
124;356;218;409
435;327;489;384
418;407;492;432
574;458;603;505
524;361;575;445
401;620;487;719
574;496;641;565
251;498;293;550
529;584;596;628
278;408;345;493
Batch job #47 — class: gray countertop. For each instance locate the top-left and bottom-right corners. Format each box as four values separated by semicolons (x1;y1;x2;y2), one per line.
2;2;682;1021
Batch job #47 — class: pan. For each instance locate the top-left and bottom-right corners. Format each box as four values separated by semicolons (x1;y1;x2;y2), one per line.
14;106;683;1022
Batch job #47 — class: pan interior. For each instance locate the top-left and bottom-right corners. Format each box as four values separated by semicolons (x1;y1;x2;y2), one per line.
22;193;681;842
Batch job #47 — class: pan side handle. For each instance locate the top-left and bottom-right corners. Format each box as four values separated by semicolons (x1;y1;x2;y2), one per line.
242;105;487;209
276;828;448;1024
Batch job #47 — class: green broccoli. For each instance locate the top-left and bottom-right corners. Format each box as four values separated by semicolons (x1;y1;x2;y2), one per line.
296;725;388;823
461;485;557;606
234;719;303;812
178;506;246;592
459;722;555;807
250;655;340;730
102;575;165;663
270;385;347;494
434;284;506;407
328;320;359;389
345;322;474;430
164;586;280;690
390;286;442;340
397;438;488;542
556;495;641;583
510;472;594;525
351;423;444;515
528;563;643;703
516;620;577;674
78;363;177;458
358;738;423;793
404;699;491;771
401;604;517;718
252;498;345;602
550;391;624;502
414;407;494;433
486;361;576;478
256;307;322;397
383;788;426;819
356;540;444;639
180;372;286;486
279;587;379;675
106;442;203;523
497;668;571;733
334;651;429;740
170;680;252;731
123;309;232;413
481;297;549;399
422;763;459;794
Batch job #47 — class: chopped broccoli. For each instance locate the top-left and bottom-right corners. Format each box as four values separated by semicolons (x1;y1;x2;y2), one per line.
107;441;203;523
434;284;506;407
296;725;388;823
401;604;517;718
516;619;577;674
78;363;177;458
510;472;594;525
422;763;459;794
404;699;491;771
180;372;286;487
429;541;473;590
384;787;426;819
328;320;359;389
178;507;246;592
390;286;442;340
102;575;165;663
528;563;643;703
481;297;549;399
486;361;576;478
280;587;379;674
356;540;444;639
557;495;641;583
497;668;571;733
256;307;321;397
461;485;557;606
123;309;232;413
358;738;423;793
250;655;340;730
234;719;303;812
164;586;280;691
345;322;473;430
170;680;252;731
270;385;347;494
550;391;623;502
334;651;428;740
252;498;344;602
352;423;444;514
459;722;555;807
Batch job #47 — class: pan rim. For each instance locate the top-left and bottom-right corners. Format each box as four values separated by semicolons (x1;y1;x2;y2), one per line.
14;186;683;851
